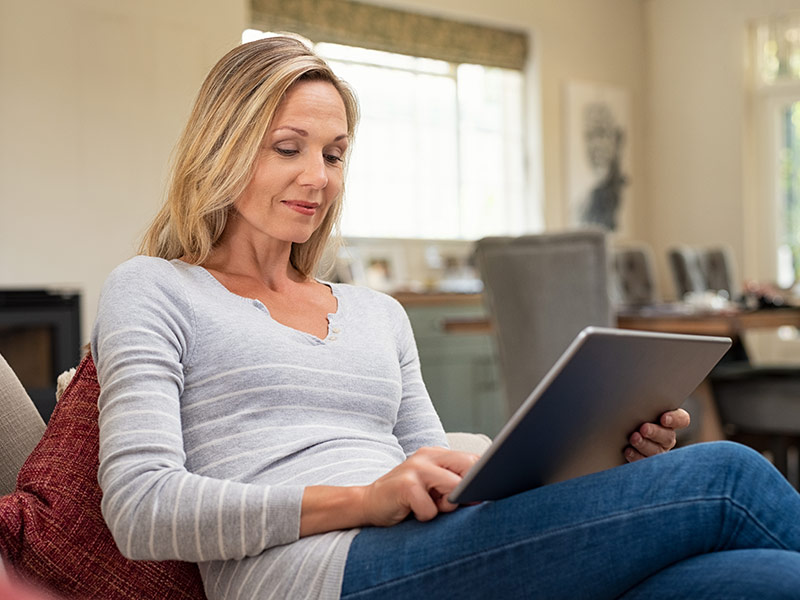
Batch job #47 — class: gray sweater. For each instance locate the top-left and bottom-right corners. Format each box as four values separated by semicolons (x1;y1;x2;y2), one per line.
91;256;447;599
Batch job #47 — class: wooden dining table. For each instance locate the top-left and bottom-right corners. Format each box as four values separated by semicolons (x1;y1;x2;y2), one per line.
615;305;800;339
411;293;800;340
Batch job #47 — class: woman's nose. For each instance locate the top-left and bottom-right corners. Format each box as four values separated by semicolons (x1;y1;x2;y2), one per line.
297;154;328;188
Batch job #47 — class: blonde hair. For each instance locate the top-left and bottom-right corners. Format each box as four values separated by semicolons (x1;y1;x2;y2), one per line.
140;36;359;277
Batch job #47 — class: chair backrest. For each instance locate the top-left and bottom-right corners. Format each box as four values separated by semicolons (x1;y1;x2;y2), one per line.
0;353;45;495
612;244;659;306
668;245;738;300
667;246;707;299
702;246;738;299
474;230;613;416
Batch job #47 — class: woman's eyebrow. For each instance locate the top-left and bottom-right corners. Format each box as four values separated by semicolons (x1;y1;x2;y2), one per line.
272;126;348;142
273;126;308;137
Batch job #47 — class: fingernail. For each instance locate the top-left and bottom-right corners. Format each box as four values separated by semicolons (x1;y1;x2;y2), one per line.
664;414;673;426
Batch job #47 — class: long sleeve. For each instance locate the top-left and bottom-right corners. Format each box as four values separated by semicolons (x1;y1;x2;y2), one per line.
92;257;303;562
385;299;448;454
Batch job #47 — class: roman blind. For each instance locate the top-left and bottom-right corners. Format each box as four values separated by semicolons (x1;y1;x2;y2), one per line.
250;0;528;70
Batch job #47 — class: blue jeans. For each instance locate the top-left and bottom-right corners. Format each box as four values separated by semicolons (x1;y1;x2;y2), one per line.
341;442;800;599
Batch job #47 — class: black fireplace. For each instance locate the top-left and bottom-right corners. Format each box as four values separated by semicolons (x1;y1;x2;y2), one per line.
0;290;82;422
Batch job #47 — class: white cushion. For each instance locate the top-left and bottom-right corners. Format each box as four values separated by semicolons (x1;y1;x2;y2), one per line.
446;432;492;455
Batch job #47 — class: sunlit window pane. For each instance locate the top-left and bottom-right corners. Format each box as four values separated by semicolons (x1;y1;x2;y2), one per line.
780;102;800;285
457;64;526;238
755;14;800;84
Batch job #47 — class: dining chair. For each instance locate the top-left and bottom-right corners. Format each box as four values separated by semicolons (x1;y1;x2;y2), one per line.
473;229;613;416
667;244;738;301
667;245;707;300
701;246;739;300
611;244;659;307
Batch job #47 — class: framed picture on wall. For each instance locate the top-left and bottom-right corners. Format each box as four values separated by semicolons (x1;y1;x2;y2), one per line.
335;243;407;292
564;80;632;234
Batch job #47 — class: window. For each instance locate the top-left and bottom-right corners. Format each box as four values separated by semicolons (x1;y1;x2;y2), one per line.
750;14;800;288
755;14;800;84
243;29;527;240
778;102;800;287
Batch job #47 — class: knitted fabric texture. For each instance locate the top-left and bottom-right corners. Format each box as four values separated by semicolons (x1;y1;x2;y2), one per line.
0;354;207;599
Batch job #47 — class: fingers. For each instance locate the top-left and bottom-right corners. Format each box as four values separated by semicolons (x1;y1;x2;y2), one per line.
639;421;677;450
408;448;477;516
406;482;440;522
415;446;480;478
625;426;672;462
624;446;646;463
363;448;478;526
421;448;480;514
625;407;693;463
661;408;690;430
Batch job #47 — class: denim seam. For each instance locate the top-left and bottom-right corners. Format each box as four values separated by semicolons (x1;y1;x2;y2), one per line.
722;495;790;550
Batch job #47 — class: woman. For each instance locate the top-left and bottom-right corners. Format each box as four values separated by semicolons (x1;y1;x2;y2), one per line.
92;36;800;600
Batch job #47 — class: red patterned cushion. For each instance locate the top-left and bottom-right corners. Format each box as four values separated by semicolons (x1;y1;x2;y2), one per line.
0;354;207;599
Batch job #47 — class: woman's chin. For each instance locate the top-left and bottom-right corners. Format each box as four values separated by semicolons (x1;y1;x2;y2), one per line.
290;230;316;244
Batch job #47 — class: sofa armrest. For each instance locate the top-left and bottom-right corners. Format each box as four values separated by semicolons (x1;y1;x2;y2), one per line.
0;355;45;496
446;432;492;455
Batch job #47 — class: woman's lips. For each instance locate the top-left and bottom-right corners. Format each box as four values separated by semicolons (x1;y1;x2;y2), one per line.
282;200;319;216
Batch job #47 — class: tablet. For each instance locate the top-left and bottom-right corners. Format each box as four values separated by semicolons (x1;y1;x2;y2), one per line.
448;326;731;503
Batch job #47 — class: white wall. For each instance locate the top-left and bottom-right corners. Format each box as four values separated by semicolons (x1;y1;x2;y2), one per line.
644;0;800;298
0;0;247;342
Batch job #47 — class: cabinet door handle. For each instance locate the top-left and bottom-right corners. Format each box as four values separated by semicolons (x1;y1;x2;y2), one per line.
440;317;493;335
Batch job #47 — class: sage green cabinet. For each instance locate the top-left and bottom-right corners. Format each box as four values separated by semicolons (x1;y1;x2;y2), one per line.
404;302;506;438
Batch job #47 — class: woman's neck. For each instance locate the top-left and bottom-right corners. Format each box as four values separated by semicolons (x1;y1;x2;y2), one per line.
204;236;303;292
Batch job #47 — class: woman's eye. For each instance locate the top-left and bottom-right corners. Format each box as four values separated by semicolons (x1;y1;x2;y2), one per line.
324;154;344;165
275;147;298;157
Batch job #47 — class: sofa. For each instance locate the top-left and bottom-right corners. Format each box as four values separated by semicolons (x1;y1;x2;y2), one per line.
0;351;490;598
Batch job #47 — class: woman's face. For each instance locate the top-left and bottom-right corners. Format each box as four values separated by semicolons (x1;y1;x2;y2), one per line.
233;80;349;248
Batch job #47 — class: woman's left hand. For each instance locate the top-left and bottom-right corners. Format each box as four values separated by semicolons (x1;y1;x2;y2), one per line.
624;408;691;462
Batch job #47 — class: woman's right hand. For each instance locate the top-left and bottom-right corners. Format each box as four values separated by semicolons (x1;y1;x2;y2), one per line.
299;447;479;537
359;447;479;527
